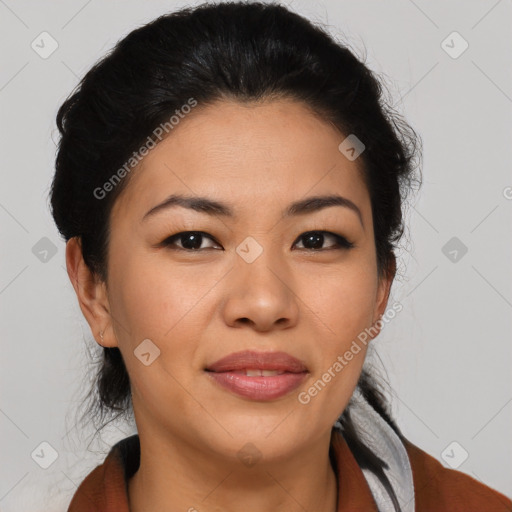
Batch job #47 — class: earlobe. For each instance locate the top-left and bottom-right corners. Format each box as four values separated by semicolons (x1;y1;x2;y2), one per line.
65;237;118;348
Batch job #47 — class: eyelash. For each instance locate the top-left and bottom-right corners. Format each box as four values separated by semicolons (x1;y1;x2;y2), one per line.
160;230;355;252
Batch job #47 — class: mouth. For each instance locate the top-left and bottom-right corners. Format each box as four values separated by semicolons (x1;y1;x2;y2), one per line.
223;369;289;377
205;350;308;373
205;350;308;401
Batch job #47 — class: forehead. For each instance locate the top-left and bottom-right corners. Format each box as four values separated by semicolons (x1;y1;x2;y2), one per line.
111;98;369;223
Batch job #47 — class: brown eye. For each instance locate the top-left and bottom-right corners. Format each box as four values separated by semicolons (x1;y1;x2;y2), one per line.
162;231;221;251
293;231;354;251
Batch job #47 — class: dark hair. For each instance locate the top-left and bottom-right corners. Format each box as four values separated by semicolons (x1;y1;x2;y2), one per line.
50;1;421;508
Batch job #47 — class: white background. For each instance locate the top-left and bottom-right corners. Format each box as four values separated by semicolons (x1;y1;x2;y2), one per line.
1;0;511;509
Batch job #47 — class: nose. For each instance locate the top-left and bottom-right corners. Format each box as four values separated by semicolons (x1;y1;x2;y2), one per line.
221;251;300;332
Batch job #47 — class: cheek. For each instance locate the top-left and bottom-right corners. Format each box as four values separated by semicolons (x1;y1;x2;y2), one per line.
108;256;213;424
294;263;376;419
110;252;216;339
108;252;230;382
302;261;377;341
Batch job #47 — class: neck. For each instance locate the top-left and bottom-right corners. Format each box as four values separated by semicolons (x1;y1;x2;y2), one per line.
128;429;338;512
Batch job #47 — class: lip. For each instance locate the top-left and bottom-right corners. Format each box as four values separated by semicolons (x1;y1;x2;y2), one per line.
206;350;308;373
205;350;308;401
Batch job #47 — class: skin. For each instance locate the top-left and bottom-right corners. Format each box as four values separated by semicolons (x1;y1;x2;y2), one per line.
66;98;395;512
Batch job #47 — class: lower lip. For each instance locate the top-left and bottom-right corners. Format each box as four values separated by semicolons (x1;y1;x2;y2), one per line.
206;371;308;401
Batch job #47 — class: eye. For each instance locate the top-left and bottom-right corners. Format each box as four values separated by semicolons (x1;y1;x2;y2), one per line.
160;230;354;252
161;231;221;251
293;231;354;251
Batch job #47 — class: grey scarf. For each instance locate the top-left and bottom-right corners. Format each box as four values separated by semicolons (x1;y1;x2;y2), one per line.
334;387;415;512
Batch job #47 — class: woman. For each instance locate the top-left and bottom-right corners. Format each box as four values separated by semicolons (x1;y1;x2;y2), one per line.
50;2;512;511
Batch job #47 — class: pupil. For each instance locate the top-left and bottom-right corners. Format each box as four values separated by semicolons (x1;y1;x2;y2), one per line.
304;232;323;249
183;233;201;249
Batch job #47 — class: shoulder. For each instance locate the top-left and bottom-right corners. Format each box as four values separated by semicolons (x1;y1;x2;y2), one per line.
67;436;137;511
401;437;512;511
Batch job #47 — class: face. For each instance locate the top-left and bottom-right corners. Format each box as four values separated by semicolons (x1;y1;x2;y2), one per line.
71;98;393;462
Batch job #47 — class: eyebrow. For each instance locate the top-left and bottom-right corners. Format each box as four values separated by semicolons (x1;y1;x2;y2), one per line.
142;193;363;227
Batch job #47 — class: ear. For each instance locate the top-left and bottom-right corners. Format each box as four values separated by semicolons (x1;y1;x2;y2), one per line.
65;237;118;348
370;254;397;338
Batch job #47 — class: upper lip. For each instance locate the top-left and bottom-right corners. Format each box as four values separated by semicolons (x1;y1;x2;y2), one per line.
206;350;308;373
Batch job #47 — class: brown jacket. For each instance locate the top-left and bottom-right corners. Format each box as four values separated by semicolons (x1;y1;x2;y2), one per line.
67;430;512;511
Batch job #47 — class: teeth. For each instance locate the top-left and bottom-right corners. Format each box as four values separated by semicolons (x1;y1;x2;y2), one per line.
262;370;282;377
244;369;284;377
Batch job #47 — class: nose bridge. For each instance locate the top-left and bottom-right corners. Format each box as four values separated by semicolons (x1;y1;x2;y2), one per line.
221;236;299;330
